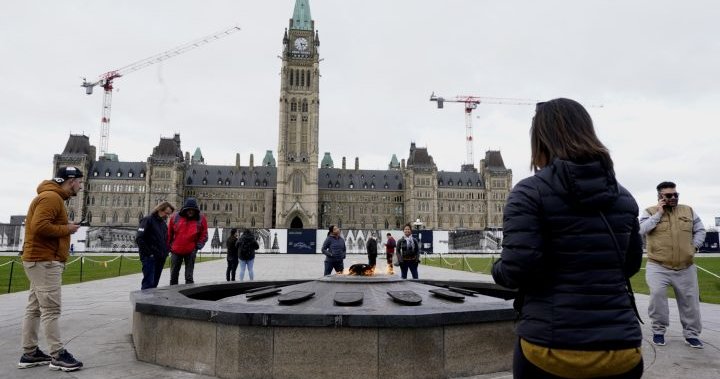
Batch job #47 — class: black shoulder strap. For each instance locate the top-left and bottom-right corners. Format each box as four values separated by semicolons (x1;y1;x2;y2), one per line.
599;211;644;324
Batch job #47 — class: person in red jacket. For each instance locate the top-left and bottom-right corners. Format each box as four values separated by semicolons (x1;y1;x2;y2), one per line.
167;198;208;285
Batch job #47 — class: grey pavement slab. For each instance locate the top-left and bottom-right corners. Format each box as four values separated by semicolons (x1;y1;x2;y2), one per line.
0;254;718;378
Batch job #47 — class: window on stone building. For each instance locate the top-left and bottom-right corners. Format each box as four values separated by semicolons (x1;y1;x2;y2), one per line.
124;211;130;223
293;173;303;193
112;212;118;223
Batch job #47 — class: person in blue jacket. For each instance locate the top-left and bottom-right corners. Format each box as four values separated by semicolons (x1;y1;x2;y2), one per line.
321;225;346;275
136;201;175;289
492;99;643;379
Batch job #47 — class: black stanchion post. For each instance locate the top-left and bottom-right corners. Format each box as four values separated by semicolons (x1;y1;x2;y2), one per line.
79;256;84;282
118;254;123;276
8;260;15;293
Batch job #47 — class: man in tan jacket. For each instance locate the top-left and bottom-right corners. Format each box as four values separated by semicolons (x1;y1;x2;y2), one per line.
19;167;84;371
640;181;706;349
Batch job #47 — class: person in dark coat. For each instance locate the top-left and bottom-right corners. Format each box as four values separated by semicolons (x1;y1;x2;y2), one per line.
321;225;346;275
491;98;643;378
366;233;378;268
225;228;239;281
396;223;420;279
136;201;175;290
236;229;259;281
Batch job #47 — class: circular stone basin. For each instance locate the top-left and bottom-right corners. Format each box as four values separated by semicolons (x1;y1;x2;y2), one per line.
131;277;517;379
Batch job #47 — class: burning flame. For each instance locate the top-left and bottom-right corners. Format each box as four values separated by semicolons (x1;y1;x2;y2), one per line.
339;262;395;276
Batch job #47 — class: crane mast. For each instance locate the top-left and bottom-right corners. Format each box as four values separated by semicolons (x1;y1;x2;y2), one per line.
82;25;241;156
430;93;536;169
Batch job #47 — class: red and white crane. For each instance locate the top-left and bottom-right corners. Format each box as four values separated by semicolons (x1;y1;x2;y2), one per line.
82;25;241;156
430;92;537;169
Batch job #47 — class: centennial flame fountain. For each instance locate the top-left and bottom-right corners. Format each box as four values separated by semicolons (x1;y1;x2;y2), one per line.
131;267;517;379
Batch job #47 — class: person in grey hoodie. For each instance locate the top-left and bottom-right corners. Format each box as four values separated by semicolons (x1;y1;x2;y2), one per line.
321;225;346;275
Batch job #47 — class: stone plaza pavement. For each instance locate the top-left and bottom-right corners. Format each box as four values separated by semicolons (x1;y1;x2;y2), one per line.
0;254;718;379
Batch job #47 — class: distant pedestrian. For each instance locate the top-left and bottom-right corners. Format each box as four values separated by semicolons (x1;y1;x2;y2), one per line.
69;244;74;256
19;166;84;371
167;197;208;285
136;201;175;289
321;225;346;275
237;229;259;281
397;223;420;279
640;181;706;349
384;232;396;274
366;232;378;268
226;229;239;281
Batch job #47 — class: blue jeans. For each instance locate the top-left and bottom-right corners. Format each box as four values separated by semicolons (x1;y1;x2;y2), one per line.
141;254;167;289
399;261;419;279
324;260;344;275
239;259;254;281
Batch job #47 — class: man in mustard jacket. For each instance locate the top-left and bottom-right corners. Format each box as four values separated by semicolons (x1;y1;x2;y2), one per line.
640;181;706;349
19;167;84;372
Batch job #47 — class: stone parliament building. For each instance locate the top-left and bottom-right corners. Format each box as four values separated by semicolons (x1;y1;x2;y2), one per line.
52;0;512;233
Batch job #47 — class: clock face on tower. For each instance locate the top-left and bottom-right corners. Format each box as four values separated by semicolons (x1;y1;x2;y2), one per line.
294;37;308;52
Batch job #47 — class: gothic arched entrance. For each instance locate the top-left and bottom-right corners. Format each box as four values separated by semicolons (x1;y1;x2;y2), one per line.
290;216;303;229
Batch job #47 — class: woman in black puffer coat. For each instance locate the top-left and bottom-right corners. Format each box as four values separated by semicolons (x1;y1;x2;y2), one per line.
492;98;643;379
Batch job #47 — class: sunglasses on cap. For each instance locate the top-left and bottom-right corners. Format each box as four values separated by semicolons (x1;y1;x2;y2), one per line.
661;193;679;199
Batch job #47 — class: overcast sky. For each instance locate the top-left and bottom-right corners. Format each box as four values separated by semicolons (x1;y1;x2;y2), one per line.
1;0;718;229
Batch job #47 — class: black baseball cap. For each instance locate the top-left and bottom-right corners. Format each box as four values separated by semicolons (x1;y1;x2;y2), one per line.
54;166;84;182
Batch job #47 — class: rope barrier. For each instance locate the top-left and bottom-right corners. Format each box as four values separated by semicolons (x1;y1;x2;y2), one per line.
64;257;82;266
83;255;122;264
697;264;720;280
0;259;18;267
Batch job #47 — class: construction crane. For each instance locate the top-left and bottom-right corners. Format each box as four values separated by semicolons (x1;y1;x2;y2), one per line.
82;25;241;156
430;93;538;169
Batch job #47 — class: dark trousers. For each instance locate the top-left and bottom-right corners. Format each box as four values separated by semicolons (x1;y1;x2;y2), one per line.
170;251;197;285
324;260;344;275
368;254;377;267
141;254;167;290
226;258;239;281
400;261;419;279
512;339;643;379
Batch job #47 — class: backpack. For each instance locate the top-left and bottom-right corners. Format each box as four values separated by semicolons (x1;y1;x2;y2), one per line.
239;238;252;255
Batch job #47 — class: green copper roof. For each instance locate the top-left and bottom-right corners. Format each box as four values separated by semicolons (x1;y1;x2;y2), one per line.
191;148;204;164
262;150;276;167
321;152;334;168
291;0;312;30
389;154;400;169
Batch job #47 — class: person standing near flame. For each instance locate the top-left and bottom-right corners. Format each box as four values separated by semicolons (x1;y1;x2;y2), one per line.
366;232;378;268
384;232;396;274
321;225;346;275
397;223;420;279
